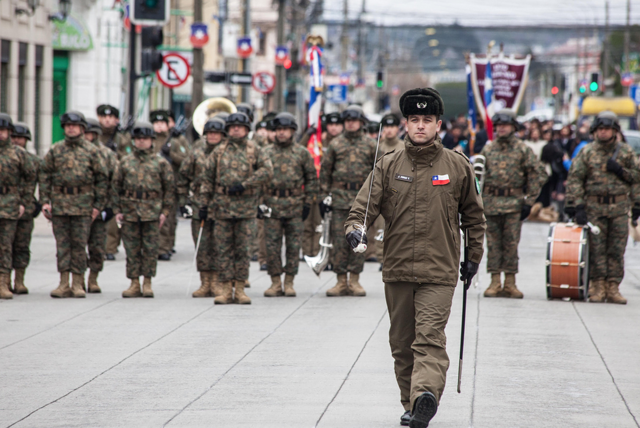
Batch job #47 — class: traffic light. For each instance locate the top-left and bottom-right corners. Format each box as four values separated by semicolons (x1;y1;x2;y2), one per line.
376;70;384;90
551;86;559;95
579;84;587;94
131;0;169;25
141;26;163;73
590;72;599;92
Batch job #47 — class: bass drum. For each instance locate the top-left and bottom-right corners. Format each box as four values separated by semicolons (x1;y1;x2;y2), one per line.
546;222;590;300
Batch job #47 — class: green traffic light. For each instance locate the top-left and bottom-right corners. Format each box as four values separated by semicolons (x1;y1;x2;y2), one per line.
589;82;598;91
579;86;586;93
145;0;158;8
376;81;383;89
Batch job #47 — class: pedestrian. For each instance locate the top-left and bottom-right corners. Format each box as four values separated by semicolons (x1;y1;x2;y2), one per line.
565;111;640;304
83;118;118;293
344;88;486;427
480;109;547;299
115;121;174;298
0;114;37;299
196;112;273;305
262;113;317;297
177;118;227;298
41;111;108;298
320;105;376;297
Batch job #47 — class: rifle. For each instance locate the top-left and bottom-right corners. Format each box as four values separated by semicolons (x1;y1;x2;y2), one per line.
161;116;192;162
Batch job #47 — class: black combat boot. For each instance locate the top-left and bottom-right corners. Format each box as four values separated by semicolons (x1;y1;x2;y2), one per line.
410;392;438;428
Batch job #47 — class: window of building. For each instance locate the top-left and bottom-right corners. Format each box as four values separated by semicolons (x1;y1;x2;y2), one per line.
18;42;27;121
0;40;10;113
34;45;43;154
257;28;266;56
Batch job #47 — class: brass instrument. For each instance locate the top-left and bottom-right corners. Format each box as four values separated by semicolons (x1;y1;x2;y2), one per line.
473;155;486;193
304;196;333;276
192;97;237;135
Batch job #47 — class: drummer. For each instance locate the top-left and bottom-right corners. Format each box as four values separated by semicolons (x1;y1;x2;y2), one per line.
565;111;640;304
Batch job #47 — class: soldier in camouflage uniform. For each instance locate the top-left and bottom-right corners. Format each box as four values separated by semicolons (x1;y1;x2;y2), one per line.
167;110;192;148
177;118;226;298
197;112;273;305
0;114;37;299
253;113;276;147
83;118;118;293
262;113;317;297
566;111;640;304
320;105;376;297
115;122;174;298
480;109;546;299
41;111;108;298
9;122;42;295
151;110;190;260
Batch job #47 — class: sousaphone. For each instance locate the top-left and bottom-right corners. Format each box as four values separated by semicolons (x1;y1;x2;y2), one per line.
192;97;237;135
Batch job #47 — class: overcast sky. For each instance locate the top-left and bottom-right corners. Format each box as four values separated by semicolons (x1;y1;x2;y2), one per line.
323;0;639;27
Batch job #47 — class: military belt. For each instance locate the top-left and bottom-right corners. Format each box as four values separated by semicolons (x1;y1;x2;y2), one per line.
332;181;363;191
121;190;160;200
215;186;256;196
55;185;92;195
587;194;627;204
0;185;17;195
270;188;304;197
483;186;523;197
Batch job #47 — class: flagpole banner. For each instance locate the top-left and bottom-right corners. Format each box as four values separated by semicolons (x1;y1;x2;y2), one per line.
469;53;531;122
306;37;325;176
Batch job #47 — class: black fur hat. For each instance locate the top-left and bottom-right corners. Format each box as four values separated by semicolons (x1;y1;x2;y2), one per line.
399;88;444;118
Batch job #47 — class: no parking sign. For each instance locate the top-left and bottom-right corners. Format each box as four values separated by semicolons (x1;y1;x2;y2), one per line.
252;71;276;94
156;53;190;89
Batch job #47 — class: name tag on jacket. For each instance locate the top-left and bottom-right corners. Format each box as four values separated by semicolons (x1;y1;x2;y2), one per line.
395;174;413;182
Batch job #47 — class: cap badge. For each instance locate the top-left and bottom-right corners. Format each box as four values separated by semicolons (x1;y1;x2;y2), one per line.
417;102;427;109
104;109;111;115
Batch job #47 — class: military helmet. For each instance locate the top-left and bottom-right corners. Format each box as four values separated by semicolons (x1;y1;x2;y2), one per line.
590;110;620;133
236;103;254;123
262;112;278;131
0;112;14;131
11;122;31;140
203;117;227;135
399;88;444;118
324;112;343;125
272;112;298;131
341;105;367;123
60;111;87;129
96;104;119;118
131;121;156;138
214;112;230;123
381;113;400;127
225;112;252;131
85;118;103;136
150;110;169;124
365;121;380;135
491;109;518;127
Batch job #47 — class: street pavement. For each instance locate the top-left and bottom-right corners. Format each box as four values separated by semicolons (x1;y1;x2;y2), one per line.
1;217;639;428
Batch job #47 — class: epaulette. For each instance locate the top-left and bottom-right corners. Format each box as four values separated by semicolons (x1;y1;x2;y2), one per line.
454;150;472;164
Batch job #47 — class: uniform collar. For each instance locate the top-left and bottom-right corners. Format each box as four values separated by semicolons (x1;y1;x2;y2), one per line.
274;138;293;148
64;135;84;146
495;132;516;147
229;136;247;148
0;138;10;148
134;147;153;158
594;138;617;153
344;128;363;140
404;135;443;165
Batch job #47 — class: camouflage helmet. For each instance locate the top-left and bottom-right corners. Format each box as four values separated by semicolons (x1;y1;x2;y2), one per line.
225;112;252;131
236;103;254;123
214;112;231;122
203;117;227;135
261;112;278;131
12;122;32;140
85;118;103;136
590;110;620;133
491;109;518;127
272;112;298;131
60;111;88;129
341;104;367;124
0;112;14;131
131;121;156;138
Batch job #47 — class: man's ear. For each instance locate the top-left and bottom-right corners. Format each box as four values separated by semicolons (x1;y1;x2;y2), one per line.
436;120;442;133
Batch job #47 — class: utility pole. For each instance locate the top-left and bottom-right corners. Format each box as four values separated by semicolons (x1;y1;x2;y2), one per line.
603;0;609;92
192;0;204;112
274;0;286;111
128;28;136;117
242;0;251;103
357;0;365;84
340;0;348;71
624;0;630;74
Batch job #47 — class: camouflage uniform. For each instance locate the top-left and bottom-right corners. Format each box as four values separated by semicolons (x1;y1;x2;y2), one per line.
41;136;108;275
114;147;174;279
566;139;640;286
263;136;317;278
197;136;273;284
320;129;376;276
481;133;546;275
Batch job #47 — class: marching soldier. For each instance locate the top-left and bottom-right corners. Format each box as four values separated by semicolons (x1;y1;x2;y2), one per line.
320;105;376;297
262;113;317;297
480;109;546;299
345;88;485;428
41;111;108;298
0;114;36;299
151;110;190;261
115;122;174;298
83;118;118;293
566;111;640;304
196;112;273;305
177;118;227;298
10;122;42;295
253;113;276;147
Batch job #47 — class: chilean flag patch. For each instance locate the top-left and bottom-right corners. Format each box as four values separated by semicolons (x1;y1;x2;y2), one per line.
432;174;450;185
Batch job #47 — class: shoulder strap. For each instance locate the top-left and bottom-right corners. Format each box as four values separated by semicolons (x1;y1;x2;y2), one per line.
215;141;229;185
246;140;256;177
611;142;621;161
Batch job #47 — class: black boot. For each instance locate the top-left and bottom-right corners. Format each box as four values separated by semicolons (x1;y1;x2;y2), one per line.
401;410;411;426
158;253;171;261
410;392;437;428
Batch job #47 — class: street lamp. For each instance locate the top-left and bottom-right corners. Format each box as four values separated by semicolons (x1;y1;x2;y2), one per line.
49;0;71;22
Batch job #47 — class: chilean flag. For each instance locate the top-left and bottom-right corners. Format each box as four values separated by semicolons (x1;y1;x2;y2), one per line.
432;174;450;185
307;45;324;176
484;59;495;141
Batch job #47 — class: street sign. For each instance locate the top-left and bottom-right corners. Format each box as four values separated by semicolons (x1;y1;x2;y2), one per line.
190;23;209;48
156;53;190;88
275;46;289;66
326;84;347;104
630;85;640;105
237;36;252;58
205;71;252;86
252;71;276;94
622;72;634;87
